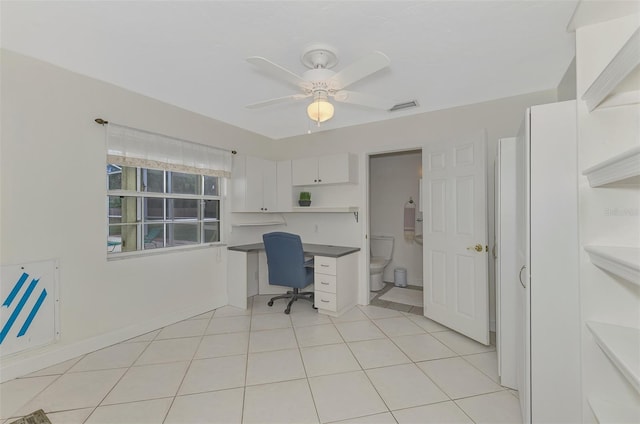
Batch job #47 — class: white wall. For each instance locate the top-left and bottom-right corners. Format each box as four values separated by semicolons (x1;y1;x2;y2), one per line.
0;50;270;381
370;151;423;286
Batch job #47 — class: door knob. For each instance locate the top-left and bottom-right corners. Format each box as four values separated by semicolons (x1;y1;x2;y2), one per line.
466;244;483;252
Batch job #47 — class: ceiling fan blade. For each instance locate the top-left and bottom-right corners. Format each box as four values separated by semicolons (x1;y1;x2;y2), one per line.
333;90;394;110
247;56;311;90
328;51;390;90
245;93;310;109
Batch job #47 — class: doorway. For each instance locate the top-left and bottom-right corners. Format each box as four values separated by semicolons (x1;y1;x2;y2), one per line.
368;149;423;314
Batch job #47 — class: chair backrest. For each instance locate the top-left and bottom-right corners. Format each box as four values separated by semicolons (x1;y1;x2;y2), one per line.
262;232;307;289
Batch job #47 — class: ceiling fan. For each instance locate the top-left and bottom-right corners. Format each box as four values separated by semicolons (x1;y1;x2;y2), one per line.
245;43;393;123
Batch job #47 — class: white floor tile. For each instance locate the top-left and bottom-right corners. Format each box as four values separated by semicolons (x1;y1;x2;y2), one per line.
329;306;369;323
358;305;404;320
85;397;173;424
156;319;208;340
16;369;125;415
366;363;448;410
243;379;319;424
348;339;411;369
134;337;200;365
0;375;58;420
206;315;251;334
47;408;93;424
68;342;147;372
251;295;286;315
332;412;398;423
300;343;361;377
195;332;249;359
249;327;297;353
308;371;387;423
335;320;386;342
463;351;499;383
123;330;160;343
164;388;244;424
392;401;474;424
178;355;246;395
251;313;293;331
102;362;188;405
187;310;214;320
391;333;457;362
373;316;426;337
246;348;306;386
295;324;343;348
290;308;332;327
417;357;502;399
213;304;250;317
431;330;496;355
455;390;523;423
25;357;82;377
405;314;449;332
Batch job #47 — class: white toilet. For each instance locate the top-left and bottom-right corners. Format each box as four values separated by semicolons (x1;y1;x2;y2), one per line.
370;235;394;291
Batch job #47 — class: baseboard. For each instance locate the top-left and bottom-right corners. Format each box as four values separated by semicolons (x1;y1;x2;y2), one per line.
0;300;223;382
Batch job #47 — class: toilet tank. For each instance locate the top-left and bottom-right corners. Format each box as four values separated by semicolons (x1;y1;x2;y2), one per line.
370;235;394;260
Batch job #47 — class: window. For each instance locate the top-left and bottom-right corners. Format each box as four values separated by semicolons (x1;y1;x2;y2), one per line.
107;166;222;254
104;123;232;256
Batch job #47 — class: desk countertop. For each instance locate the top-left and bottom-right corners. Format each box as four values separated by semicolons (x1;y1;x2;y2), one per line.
228;243;360;258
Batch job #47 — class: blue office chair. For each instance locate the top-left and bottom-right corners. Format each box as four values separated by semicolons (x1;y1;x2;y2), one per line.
262;232;315;314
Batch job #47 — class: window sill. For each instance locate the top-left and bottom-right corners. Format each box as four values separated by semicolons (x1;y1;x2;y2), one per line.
107;242;226;261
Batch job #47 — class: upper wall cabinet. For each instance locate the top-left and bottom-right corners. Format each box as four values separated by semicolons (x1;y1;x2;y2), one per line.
231;155;277;212
292;153;358;186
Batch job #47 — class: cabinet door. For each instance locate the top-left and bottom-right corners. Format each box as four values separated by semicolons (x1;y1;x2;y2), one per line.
276;160;292;212
261;160;277;212
292;157;319;185
318;154;351;184
245;156;265;211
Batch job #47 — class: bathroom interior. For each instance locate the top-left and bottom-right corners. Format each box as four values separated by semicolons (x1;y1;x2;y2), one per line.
369;149;424;314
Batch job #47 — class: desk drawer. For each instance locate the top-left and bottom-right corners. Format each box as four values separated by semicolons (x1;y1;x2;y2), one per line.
314;273;336;293
315;256;337;275
314;291;337;312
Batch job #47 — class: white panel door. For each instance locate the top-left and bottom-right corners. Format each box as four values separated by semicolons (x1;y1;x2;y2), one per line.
423;132;489;344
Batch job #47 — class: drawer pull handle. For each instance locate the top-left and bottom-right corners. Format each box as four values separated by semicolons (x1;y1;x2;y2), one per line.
321;264;329;267
321;299;330;303
321;281;329;285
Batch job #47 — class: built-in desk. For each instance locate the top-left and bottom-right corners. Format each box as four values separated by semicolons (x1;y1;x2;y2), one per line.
227;243;360;317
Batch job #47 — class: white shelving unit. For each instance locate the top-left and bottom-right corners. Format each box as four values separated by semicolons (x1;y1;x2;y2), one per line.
584;246;640;285
581;27;640;112
573;7;640;423
588;397;640;423
582;146;640;187
586;321;640;393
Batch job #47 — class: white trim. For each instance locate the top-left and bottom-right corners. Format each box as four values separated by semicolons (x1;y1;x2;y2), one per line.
584;245;640;285
582;146;640;187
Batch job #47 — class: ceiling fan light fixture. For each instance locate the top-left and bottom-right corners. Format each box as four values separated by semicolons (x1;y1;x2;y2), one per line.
307;98;334;123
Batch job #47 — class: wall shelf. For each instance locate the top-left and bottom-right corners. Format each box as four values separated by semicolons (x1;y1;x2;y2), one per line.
582;146;640;187
586;321;640;394
588;397;640;423
584;245;640;286
582;27;640;112
291;207;358;213
230;213;286;227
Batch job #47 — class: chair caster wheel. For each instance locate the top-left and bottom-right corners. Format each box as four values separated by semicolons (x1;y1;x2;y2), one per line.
284;308;291;314
267;301;274;307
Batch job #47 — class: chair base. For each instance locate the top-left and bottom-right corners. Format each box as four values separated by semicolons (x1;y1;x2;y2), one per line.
268;288;315;314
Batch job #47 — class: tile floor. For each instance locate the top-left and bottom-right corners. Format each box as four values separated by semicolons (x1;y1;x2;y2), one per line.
1;296;522;424
369;283;424;316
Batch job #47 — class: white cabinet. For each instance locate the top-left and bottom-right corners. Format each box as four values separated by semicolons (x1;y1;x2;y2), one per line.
232;156;294;213
292;153;357;186
515;101;582;423
314;253;359;317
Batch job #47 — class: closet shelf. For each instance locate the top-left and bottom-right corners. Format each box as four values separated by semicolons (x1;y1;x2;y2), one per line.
291;207;358;213
584;245;640;285
586;321;640;394
588;397;640;423
582;27;640;112
582;146;640;187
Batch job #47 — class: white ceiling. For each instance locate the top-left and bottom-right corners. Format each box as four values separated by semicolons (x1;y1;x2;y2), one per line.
1;1;578;140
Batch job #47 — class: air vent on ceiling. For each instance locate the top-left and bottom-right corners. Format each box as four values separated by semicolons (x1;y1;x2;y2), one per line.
389;100;419;112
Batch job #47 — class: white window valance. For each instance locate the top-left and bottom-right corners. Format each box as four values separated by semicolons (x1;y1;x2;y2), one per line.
106;123;232;178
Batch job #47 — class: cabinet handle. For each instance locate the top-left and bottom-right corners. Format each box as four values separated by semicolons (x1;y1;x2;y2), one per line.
320;281;329;285
321;299;330;303
320;264;329;267
519;265;527;288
